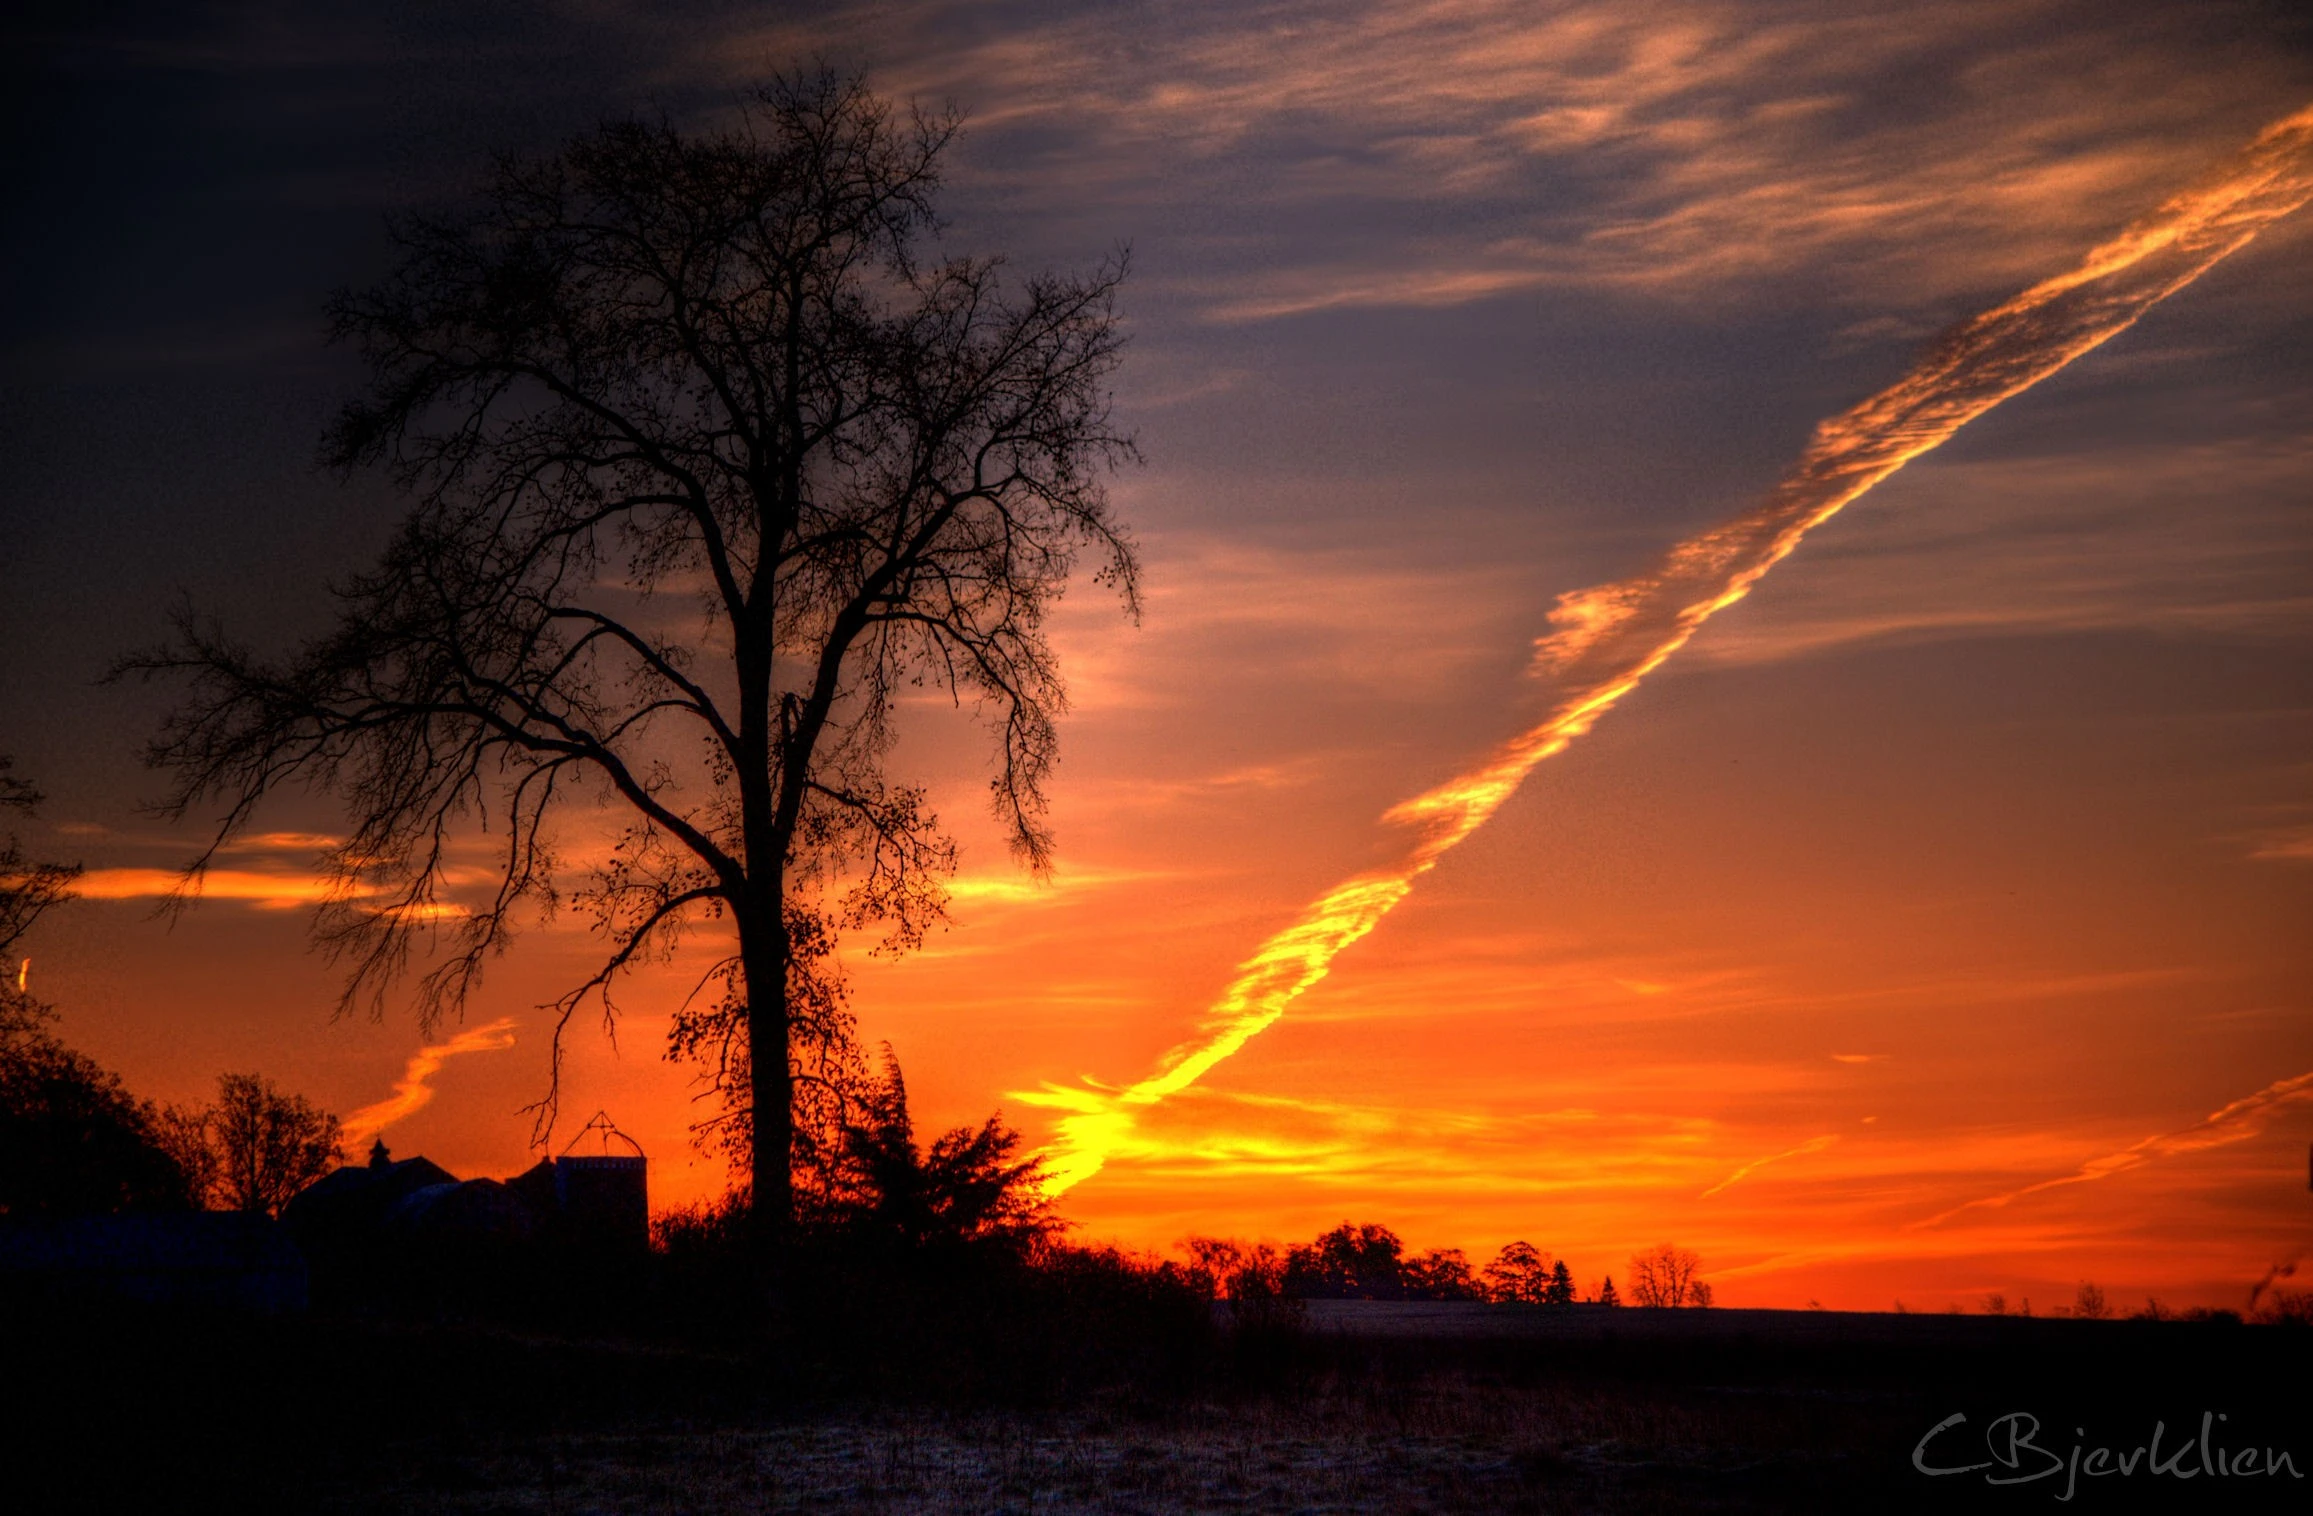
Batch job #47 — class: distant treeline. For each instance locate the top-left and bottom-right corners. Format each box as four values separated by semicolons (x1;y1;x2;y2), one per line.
1179;1226;1710;1309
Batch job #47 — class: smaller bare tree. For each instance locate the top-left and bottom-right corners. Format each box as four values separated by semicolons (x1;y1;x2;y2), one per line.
167;1074;344;1216
1628;1242;1702;1308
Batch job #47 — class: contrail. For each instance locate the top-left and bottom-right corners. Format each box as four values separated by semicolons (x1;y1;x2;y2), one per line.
1022;104;2313;1196
1912;1068;2313;1229
1700;1134;1840;1198
340;1017;519;1151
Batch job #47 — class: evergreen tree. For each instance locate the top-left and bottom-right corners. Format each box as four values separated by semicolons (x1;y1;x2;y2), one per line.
1545;1257;1576;1306
1598;1274;1620;1307
816;1048;1053;1254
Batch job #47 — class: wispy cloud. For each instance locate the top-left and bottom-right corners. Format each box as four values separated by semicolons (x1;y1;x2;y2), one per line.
698;0;2310;318
1912;1068;2313;1229
219;831;343;853
1700;1134;1839;1197
340;1019;520;1152
1045;533;1533;715
2248;826;2313;863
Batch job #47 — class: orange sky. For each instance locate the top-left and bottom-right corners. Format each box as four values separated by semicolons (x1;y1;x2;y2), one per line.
7;1;2311;1315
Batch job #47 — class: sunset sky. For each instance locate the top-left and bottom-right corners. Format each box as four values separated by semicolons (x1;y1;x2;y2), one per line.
6;0;2311;1312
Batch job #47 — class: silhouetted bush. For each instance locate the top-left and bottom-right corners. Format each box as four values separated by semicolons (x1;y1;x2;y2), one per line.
650;1194;1218;1402
2256;1289;2313;1327
0;1015;191;1217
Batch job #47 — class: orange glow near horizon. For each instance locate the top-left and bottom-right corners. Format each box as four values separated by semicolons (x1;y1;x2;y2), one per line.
1019;104;2313;1203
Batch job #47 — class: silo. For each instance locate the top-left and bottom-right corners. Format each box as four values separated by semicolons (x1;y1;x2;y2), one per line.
552;1114;648;1249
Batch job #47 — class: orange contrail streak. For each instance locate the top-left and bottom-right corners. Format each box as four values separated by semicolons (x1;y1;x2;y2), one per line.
1700;1134;1840;1198
1024;105;2313;1196
340;1018;519;1151
1911;1068;2313;1229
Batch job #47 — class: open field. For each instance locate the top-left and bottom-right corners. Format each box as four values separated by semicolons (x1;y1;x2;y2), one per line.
8;1300;2306;1514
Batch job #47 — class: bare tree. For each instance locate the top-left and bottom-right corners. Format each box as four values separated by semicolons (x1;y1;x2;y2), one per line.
154;1075;340;1215
126;71;1137;1242
1628;1242;1702;1308
204;1074;343;1216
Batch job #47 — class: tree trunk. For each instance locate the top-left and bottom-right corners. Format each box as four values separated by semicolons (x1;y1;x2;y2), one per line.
741;899;793;1247
732;614;788;1276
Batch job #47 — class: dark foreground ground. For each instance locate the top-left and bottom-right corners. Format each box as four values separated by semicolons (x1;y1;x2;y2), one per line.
7;1299;2306;1514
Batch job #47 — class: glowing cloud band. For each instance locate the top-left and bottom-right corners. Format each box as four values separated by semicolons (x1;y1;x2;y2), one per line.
1024;104;2313;1196
340;1017;519;1151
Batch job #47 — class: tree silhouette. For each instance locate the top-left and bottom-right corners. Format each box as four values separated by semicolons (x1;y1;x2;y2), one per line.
1181;1236;1290;1302
1597;1274;1620;1307
0;1021;190;1217
1481;1240;1553;1303
160;1074;343;1216
126;71;1136;1244
1628;1242;1703;1308
1285;1222;1407;1300
1546;1257;1576;1306
0;764;176;1216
